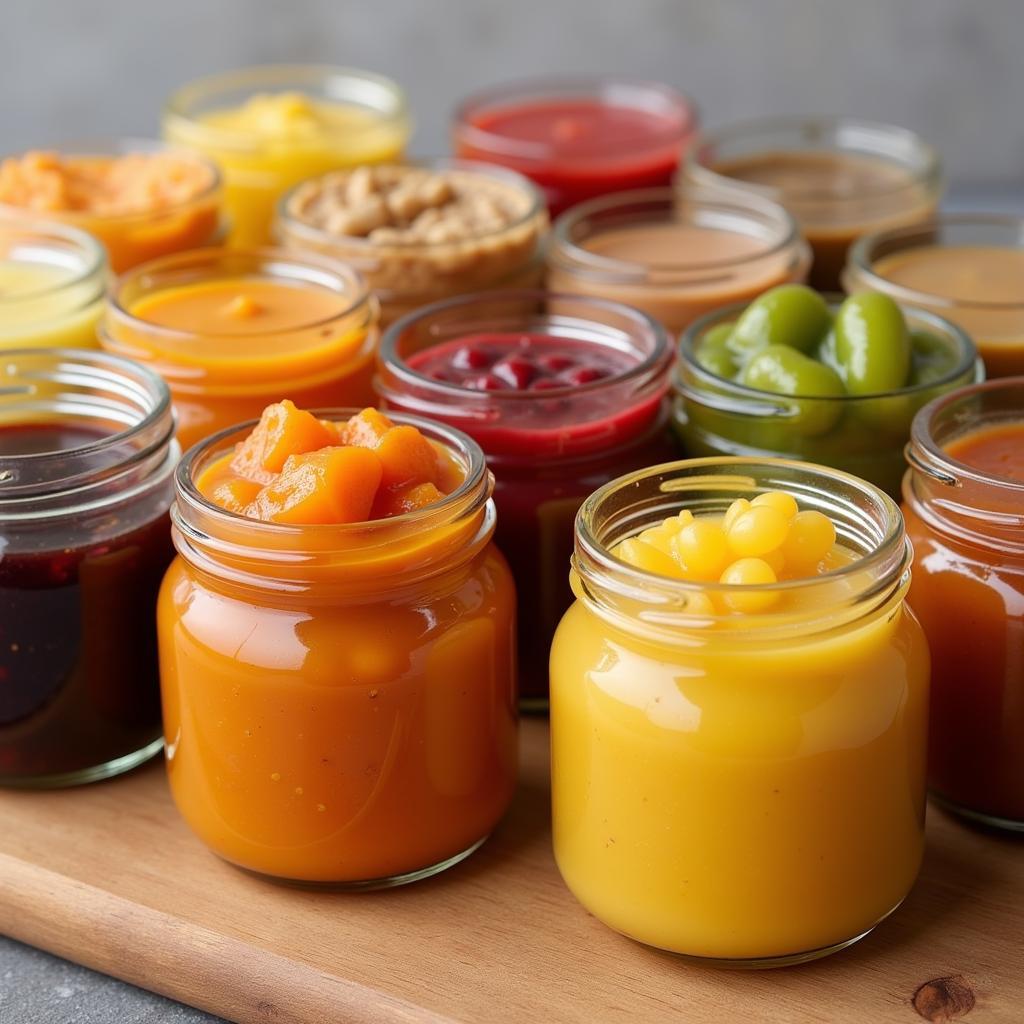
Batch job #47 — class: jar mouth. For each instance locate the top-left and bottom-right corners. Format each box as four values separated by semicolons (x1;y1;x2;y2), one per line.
378;288;672;403
848;215;1024;312
907;377;1024;496
548;186;804;283
163;64;411;152
174;407;490;541
572;456;909;642
277;158;547;254
0;347;175;512
686;115;941;204
106;246;373;342
0;138;222;225
0;218;107;309
453;76;698;163
676;296;979;409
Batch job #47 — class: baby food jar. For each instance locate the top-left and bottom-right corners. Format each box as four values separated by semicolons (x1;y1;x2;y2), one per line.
0;348;177;787
277;160;548;327
551;457;929;965
453;76;698;216
845;215;1024;378
0;140;224;272
675;300;980;498
0;220;106;350
684;116;941;291
546;187;810;335
164;65;411;247
377;290;675;707
904;378;1024;831
101;248;380;451
158;411;517;885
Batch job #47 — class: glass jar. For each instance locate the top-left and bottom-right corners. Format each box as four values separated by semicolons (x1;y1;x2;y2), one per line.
845;216;1024;378
276;159;549;327
674;300;980;498
903;378;1024;830
551;457;929;965
159;411;518;885
0;220;106;350
377;290;675;707
453;76;698;217
546;187;810;335
164;65;410;247
101;248;380;451
0;348;177;787
0;139;224;272
684;116;941;291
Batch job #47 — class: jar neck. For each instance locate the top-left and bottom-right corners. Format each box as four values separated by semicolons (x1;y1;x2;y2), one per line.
573;457;910;647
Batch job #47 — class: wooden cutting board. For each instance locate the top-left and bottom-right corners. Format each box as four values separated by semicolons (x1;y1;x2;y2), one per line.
0;718;1021;1024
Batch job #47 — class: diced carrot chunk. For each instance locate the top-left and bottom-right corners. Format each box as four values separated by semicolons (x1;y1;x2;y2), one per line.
248;446;383;525
210;477;263;514
374;425;440;489
342;408;394;449
230;400;337;481
372;481;445;518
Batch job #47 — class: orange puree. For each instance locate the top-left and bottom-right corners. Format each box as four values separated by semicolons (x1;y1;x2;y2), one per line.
946;422;1024;481
0;149;221;272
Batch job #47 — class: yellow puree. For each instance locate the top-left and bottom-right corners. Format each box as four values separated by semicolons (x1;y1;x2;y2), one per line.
167;92;406;246
0;260;100;348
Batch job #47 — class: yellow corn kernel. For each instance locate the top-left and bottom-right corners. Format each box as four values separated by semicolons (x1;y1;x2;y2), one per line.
727;505;790;558
720;557;781;613
752;490;799;520
781;510;837;575
723;498;752;532
672;520;731;581
615;537;684;578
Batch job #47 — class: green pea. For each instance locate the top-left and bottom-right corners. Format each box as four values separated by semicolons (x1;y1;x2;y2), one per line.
909;329;960;386
728;285;833;357
740;344;846;436
695;322;739;378
834;293;911;395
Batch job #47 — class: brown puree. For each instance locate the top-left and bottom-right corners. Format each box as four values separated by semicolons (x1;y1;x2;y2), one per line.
711;151;937;290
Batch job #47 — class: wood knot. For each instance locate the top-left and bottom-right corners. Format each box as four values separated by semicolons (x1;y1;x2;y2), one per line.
913;975;976;1021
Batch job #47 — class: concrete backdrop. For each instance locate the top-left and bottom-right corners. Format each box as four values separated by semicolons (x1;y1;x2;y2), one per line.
2;0;1023;189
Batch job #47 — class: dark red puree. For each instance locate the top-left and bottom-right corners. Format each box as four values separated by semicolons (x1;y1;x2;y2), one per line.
457;99;688;216
0;422;173;781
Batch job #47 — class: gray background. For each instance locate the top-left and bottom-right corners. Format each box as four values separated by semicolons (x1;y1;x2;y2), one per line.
0;2;1022;1022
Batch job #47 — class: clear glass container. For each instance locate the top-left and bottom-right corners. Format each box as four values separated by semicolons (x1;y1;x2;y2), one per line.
164;65;411;247
376;290;675;706
674;299;980;498
551;457;928;965
546;187;810;335
684;116;941;290
845;215;1024;379
158;410;517;885
0;220;106;350
276;159;548;327
0;348;177;787
903;377;1024;831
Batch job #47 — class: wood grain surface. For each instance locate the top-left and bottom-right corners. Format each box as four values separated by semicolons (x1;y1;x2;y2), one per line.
0;720;1020;1024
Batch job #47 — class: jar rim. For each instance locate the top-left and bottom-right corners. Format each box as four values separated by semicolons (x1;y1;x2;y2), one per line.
277;158;547;254
676;295;979;406
548;186;805;284
453;75;698;163
0;218;107;308
686;115;941;203
847;214;1024;312
378;287;672;404
163;64;411;152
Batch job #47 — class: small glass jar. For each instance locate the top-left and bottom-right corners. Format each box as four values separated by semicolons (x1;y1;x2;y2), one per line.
159;411;517;886
0;348;177;787
101;247;380;451
276;159;549;327
674;300;980;498
684;116;942;291
0;220;106;350
0;140;224;272
453;76;698;217
164;65;411;247
551;457;929;965
903;378;1024;831
377;290;675;707
547;187;810;335
845;216;1024;379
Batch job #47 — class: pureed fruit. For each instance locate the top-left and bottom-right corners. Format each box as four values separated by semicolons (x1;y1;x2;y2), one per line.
550;462;929;963
158;401;517;884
